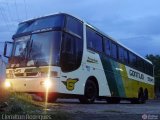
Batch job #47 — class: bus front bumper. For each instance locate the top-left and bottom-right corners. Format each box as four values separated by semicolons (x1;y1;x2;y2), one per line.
5;77;59;93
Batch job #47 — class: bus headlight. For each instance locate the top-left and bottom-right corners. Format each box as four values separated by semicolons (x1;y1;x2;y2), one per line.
41;79;52;88
5;81;11;88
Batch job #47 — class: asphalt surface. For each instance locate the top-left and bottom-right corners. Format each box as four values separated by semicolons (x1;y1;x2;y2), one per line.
45;99;160;120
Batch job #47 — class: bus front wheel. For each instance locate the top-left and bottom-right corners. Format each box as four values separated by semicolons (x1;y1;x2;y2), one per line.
79;80;98;104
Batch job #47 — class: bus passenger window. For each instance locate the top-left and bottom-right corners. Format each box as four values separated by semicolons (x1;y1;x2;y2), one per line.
86;27;103;52
123;49;128;64
118;46;129;64
104;38;111;56
118;46;124;62
111;42;117;59
137;57;143;72
129;53;137;67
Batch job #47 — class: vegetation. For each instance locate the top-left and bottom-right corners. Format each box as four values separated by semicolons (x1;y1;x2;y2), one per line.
0;93;71;120
146;54;160;97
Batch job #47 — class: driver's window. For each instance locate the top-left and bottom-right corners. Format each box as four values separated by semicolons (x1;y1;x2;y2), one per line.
61;33;83;72
61;33;76;71
14;42;27;56
62;35;75;55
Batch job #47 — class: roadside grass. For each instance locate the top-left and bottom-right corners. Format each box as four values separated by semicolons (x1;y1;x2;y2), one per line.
0;92;71;120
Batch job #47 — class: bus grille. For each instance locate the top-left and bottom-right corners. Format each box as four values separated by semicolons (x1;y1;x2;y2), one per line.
14;72;38;77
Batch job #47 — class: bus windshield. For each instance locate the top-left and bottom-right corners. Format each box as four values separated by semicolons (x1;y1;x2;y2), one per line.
9;31;61;68
16;14;64;34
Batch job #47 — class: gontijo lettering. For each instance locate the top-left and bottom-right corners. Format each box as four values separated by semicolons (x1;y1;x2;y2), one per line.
129;69;144;80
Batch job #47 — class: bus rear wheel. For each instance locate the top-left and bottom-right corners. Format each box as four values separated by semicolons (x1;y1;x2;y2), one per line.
131;88;146;104
144;88;148;100
79;80;98;104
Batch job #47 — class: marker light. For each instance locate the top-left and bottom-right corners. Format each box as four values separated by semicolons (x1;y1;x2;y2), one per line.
5;81;11;88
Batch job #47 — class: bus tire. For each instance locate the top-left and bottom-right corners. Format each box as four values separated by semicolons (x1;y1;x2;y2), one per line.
144;88;148;100
131;88;145;104
79;80;98;104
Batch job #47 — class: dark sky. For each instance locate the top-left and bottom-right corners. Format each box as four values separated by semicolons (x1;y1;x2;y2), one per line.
0;0;160;56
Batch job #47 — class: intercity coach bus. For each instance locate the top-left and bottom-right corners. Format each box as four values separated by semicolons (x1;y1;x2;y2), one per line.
4;13;154;104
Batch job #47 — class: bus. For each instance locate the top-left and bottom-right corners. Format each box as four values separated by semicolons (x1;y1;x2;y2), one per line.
4;13;154;104
0;54;7;101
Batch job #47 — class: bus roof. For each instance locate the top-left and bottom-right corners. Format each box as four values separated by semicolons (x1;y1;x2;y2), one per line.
20;13;152;65
20;12;82;24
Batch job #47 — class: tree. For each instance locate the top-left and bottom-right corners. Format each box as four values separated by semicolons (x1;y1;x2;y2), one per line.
146;54;160;78
146;54;160;98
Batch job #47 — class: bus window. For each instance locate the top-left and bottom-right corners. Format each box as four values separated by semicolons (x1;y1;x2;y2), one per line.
129;53;137;67
16;14;65;34
86;27;103;52
137;57;144;72
104;38;111;56
137;57;140;71
123;49;128;64
61;33;83;72
141;59;144;72
145;62;153;76
118;46;128;64
111;42;117;59
149;64;153;76
118;46;124;62
66;16;83;38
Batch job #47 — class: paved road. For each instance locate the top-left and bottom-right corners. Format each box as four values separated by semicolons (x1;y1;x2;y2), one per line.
45;99;160;120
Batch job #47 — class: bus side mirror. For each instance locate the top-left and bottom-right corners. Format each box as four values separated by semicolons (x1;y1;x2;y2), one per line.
4;41;13;58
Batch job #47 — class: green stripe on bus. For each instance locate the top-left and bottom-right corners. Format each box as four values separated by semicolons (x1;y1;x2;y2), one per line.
119;64;133;98
100;55;127;97
100;55;119;97
113;62;126;97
